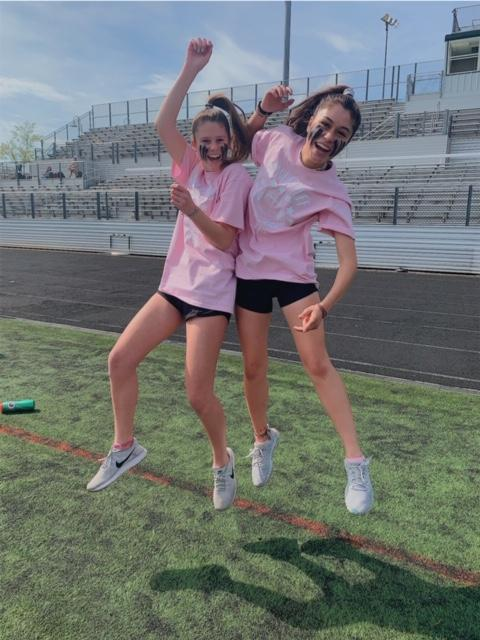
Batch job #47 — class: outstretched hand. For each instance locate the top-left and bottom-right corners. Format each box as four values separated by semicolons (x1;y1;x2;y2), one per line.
184;38;213;74
260;84;295;114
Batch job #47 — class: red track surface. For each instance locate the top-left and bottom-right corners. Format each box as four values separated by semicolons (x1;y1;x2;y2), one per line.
2;422;479;587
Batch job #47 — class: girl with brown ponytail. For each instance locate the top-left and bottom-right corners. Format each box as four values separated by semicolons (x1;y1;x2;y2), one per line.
236;83;374;515
87;39;252;512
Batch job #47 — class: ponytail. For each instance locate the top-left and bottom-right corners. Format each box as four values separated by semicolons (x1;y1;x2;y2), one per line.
286;85;361;139
192;94;250;164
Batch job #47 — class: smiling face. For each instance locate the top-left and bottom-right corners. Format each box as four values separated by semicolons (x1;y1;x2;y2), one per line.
192;121;230;171
301;103;354;170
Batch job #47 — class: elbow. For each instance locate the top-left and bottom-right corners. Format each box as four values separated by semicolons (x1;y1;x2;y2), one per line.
216;239;232;252
154;113;169;141
154;117;165;140
350;258;358;280
339;255;358;279
213;235;235;251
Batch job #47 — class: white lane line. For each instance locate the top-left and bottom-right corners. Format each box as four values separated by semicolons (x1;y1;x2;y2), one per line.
1;300;476;354
2;289;478;330
336;302;480;319
254;345;480;385
3;316;477;387
265;324;479;354
328;314;480;334
2;288;479;320
219;340;480;384
0;291;139;311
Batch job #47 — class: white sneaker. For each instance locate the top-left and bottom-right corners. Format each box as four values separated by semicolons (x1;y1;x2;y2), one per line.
87;438;147;491
344;458;374;514
248;427;279;487
213;447;236;511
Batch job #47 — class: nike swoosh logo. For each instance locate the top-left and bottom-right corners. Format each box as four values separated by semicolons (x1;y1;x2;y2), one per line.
116;449;135;468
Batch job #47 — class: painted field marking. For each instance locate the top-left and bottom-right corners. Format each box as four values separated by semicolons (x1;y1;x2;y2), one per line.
1;422;479;588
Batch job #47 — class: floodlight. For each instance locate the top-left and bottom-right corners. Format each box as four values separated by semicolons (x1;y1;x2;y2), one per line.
381;14;399;27
380;13;400;98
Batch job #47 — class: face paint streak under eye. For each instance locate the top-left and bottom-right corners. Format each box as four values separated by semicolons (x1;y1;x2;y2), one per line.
220;144;229;161
199;143;229;161
308;125;347;158
330;139;347;158
307;125;325;144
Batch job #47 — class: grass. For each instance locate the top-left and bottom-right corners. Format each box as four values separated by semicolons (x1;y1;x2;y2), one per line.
0;318;479;640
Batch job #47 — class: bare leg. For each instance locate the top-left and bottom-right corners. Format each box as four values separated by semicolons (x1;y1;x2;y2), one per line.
108;293;182;444
281;293;363;458
184;315;229;468
235;306;272;444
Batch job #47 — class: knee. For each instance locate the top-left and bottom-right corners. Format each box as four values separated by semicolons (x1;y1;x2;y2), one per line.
108;346;136;380
243;357;268;383
185;383;213;417
304;357;332;382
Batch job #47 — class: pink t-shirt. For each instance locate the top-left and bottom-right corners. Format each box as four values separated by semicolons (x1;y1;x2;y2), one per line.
159;144;252;313
236;125;355;283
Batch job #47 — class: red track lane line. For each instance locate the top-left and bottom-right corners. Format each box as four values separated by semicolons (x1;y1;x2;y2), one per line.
1;422;479;587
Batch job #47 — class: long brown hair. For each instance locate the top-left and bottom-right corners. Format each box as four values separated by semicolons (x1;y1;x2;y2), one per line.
286;85;361;139
192;94;250;164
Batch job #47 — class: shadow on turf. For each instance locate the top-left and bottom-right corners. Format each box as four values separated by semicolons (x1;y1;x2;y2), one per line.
150;537;479;638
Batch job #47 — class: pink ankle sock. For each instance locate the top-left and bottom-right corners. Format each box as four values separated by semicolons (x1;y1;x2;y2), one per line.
346;456;365;463
113;438;134;451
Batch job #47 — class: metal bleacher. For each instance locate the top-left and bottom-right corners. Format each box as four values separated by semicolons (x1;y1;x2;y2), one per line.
2;94;479;225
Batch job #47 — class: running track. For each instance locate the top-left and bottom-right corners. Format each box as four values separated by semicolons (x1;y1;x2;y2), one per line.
1;247;479;390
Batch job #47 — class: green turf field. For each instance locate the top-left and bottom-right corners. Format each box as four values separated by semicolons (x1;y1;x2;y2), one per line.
1;318;479;640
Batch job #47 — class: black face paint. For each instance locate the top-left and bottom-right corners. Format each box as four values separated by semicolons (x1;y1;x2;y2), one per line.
307;124;325;144
199;143;229;162
330;139;347;158
307;125;347;159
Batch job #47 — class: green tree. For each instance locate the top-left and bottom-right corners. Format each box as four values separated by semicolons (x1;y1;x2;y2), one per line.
0;122;41;162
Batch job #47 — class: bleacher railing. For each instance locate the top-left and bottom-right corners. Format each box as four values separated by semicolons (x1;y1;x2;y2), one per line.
39;108;454;163
35;59;444;159
2;184;478;226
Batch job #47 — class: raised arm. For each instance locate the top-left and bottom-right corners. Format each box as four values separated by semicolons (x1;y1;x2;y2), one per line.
155;38;213;165
245;84;294;143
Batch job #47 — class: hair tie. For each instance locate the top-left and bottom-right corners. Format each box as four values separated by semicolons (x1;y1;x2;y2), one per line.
205;103;231;121
343;87;355;97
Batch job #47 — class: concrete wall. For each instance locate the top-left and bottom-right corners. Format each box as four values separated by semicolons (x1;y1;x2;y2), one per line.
336;136;449;166
1;220;479;274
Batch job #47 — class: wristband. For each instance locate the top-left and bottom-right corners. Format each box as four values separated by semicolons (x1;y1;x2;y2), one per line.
318;303;328;319
256;101;273;117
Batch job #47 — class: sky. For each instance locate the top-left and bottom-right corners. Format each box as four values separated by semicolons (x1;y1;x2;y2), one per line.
0;0;477;142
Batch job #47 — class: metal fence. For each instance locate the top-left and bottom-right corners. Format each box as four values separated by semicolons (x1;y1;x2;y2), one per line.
1;185;477;226
35;59;444;158
37;109;455;163
0;160;87;188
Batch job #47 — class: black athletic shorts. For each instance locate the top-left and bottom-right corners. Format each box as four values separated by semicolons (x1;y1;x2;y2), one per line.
235;278;318;314
158;291;231;321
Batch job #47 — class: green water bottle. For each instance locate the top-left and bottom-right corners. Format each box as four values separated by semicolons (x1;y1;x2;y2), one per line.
1;399;36;414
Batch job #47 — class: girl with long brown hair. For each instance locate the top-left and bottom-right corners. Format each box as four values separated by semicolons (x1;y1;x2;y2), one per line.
237;83;374;515
87;38;252;511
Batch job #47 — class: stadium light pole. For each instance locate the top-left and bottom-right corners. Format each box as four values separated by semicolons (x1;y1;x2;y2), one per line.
283;1;292;86
381;13;399;99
